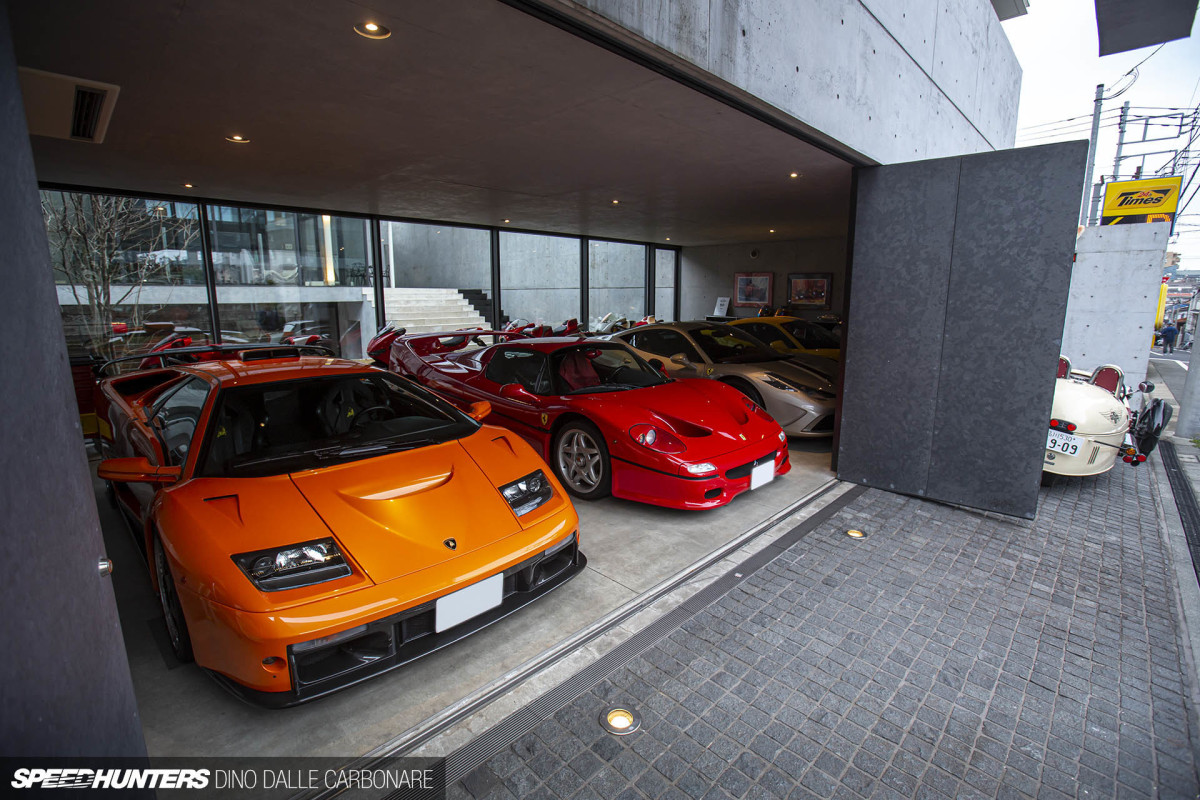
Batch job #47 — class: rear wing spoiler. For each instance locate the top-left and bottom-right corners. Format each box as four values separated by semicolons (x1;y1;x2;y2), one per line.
97;343;336;376
398;329;511;358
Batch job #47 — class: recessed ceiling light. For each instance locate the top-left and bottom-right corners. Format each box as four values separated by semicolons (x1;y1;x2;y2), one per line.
182;183;193;189
225;134;249;144
769;229;776;233
354;21;391;39
503;219;511;224
665;237;671;241
611;199;619;205
790;172;799;178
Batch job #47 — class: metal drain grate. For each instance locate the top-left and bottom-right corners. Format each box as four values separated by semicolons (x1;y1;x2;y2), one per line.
1158;440;1200;586
403;484;868;795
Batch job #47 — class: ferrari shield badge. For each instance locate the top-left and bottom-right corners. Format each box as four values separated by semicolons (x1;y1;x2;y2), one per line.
541;412;549;426
706;367;715;376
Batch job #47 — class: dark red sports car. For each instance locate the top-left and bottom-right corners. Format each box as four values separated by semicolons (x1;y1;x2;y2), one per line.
388;332;790;510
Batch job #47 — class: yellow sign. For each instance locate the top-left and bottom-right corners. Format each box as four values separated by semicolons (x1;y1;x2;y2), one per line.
1101;177;1182;225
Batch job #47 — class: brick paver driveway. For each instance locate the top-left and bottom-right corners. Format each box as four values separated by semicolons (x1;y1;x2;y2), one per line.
447;465;1198;800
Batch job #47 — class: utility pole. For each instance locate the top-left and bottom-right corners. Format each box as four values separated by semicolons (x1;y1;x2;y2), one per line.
1112;101;1131;179
1080;84;1104;227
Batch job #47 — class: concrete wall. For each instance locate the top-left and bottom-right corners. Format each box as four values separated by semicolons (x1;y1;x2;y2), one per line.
679;237;847;320
0;0;146;756
1060;224;1171;385
555;0;1021;164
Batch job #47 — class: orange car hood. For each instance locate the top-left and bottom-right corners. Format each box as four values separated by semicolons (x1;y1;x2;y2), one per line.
289;440;522;584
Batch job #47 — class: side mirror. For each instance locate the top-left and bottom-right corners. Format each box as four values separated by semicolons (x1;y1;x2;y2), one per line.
499;383;537;404
670;353;692;366
1139;381;1155;393
98;457;181;485
466;400;492;421
648;358;664;371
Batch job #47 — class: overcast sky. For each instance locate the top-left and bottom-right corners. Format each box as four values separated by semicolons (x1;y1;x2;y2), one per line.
1001;0;1200;268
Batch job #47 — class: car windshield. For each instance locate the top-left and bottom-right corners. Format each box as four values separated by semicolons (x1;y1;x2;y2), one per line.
783;320;840;349
199;372;475;477
692;326;786;364
551;343;670;395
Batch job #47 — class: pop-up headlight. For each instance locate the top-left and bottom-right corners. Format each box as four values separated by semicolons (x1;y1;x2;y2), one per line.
232;538;351;592
500;470;554;516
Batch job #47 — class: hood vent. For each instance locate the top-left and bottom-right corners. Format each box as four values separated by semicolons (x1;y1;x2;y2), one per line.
18;67;120;144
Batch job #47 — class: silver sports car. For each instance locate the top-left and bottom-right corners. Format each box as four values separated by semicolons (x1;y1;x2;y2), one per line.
612;322;837;437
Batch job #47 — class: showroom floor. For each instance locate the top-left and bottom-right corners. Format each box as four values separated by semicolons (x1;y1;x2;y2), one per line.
94;439;836;758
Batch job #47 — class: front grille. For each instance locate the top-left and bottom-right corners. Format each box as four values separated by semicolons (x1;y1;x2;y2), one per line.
808;415;835;432
726;450;778;480
288;537;579;690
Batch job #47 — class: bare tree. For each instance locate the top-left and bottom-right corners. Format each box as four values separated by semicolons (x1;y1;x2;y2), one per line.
41;191;202;357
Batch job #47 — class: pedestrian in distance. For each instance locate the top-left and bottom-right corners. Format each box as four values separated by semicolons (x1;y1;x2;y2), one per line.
1161;321;1178;354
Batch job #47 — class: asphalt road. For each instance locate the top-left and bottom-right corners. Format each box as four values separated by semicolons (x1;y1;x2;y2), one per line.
1149;348;1190;399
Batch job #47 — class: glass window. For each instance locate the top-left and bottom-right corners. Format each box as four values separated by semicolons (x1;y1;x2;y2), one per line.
201;373;475;478
484;347;551;393
150;377;210;467
208;206;374;359
43;191;210;362
692;326;779;363
550;343;668;395
588;241;644;329
625;329;701;363
380;221;493;331
499;232;579;328
740;322;790;349
654;249;676;322
783;320;841;350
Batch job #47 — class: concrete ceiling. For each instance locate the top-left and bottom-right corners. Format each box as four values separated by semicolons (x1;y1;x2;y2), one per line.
1094;0;1198;56
8;0;853;247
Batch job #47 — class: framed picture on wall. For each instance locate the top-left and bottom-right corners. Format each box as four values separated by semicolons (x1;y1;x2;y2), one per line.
734;272;773;308
787;273;832;309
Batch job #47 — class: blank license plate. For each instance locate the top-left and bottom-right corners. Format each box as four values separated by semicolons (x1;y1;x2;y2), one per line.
1046;430;1084;456
436;573;503;633
750;460;774;490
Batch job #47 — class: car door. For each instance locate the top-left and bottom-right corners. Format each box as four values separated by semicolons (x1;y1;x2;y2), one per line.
623;329;706;378
475;347;552;448
130;377;211;517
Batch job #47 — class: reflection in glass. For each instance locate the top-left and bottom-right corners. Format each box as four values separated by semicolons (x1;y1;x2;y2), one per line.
207;206;374;358
588;241;645;329
500;232;580;327
379;222;493;332
43;190;209;361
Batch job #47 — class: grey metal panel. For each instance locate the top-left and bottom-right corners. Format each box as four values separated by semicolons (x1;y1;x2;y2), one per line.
0;0;146;756
837;158;960;497
926;143;1088;518
839;141;1087;518
1095;0;1197;56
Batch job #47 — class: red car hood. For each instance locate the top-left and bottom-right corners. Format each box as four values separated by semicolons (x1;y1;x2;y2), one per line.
571;378;781;462
289;440;521;584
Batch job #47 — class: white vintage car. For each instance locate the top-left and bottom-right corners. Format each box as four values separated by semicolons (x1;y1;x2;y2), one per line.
1043;357;1170;477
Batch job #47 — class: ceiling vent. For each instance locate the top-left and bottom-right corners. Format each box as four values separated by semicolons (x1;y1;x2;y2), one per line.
18;67;120;144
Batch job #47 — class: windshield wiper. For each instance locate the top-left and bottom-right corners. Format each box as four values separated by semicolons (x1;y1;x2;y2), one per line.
229;445;344;471
565;383;642;395
336;437;440;457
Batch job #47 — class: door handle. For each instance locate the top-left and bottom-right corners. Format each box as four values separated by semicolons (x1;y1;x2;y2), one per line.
98;558;114;577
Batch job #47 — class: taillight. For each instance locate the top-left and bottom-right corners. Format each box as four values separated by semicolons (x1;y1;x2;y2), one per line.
1050;419;1078;432
629;424;685;454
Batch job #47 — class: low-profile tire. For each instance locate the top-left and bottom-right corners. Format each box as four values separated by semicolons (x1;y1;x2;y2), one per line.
552;420;612;500
727;379;765;409
154;535;194;663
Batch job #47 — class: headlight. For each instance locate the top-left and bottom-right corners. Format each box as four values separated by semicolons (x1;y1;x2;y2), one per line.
629;424;685;454
500;469;553;516
779;430;787;443
232;538;351;592
803;387;835;401
684;462;717;475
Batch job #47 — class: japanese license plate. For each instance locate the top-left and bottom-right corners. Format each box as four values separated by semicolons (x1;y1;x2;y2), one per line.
1046;429;1084;456
750;460;774;490
436;573;503;633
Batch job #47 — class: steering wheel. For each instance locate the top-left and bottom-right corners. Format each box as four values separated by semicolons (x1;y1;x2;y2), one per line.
350;405;392;428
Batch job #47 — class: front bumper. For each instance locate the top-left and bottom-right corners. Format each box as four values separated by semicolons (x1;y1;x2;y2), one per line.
610;443;791;510
763;391;835;437
195;530;584;707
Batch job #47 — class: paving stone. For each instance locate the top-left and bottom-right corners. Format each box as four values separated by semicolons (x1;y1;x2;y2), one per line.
449;473;1200;799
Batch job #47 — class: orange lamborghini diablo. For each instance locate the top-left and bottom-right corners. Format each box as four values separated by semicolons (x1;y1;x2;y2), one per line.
96;346;584;706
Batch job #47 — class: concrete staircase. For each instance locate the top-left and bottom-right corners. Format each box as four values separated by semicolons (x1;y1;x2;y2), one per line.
374;288;488;334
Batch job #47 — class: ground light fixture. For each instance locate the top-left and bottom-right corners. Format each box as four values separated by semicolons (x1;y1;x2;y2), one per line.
354;21;392;39
846;529;867;539
225;134;249;144
599;707;640;735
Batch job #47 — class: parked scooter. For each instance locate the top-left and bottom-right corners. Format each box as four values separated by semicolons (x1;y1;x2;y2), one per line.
1124;380;1173;464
